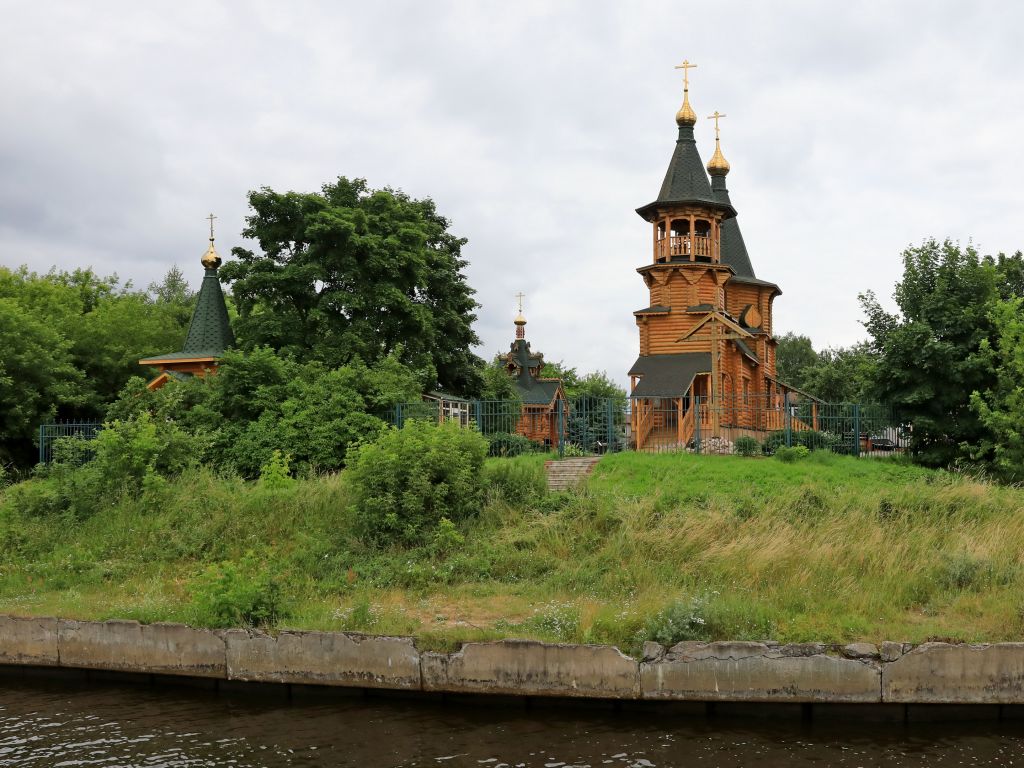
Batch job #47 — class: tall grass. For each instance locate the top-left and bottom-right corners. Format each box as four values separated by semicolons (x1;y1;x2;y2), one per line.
2;452;1023;653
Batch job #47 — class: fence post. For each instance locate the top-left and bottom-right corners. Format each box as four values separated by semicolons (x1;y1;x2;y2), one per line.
557;402;565;458
605;398;614;453
38;424;44;465
695;397;702;454
784;391;792;448
853;403;861;458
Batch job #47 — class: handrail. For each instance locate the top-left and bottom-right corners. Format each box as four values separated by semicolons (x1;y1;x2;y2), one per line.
656;234;714;262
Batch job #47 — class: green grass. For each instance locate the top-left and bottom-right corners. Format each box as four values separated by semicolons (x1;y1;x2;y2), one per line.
2;451;1024;655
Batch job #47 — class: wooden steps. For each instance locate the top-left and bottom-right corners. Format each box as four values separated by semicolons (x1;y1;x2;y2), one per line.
544;456;602;491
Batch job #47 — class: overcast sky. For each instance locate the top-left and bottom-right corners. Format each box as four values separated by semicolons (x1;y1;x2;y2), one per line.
2;1;1022;386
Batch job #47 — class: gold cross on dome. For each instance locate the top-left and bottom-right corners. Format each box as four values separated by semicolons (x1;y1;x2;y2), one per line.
206;212;217;241
515;292;525;313
707;111;727;139
674;59;697;89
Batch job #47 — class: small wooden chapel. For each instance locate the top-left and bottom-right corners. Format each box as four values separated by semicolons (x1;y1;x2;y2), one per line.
138;216;234;390
501;298;568;447
629;62;803;450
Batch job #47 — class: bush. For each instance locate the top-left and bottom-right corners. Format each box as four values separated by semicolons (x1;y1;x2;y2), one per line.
91;412;204;491
775;445;811;463
189;551;286;628
484;459;547;502
486;431;534;457
793;429;842;452
259;450;293;489
733;436;760;457
641;596;711;645
762;431;787;455
348;419;488;547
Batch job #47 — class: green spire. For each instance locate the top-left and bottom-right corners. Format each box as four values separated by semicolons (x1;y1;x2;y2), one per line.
710;173;756;279
181;266;234;355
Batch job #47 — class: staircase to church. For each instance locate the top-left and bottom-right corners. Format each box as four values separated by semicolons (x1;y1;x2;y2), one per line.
544;456;603;491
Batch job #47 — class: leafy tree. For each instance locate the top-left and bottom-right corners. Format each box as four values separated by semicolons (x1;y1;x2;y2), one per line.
970;298;1024;479
799;343;877;403
859;239;1004;466
0;298;83;464
774;333;818;390
221;177;482;395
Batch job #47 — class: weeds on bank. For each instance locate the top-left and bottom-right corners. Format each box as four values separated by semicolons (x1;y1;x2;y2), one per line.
3;450;1024;650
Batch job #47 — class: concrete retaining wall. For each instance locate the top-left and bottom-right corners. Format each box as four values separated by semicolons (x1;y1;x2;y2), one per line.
3;615;1024;705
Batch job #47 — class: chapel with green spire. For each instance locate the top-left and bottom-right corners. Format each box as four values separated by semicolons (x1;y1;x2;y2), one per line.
139;216;235;390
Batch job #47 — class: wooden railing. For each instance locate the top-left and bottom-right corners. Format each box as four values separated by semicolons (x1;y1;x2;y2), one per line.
635;399;655;449
656;235;714;262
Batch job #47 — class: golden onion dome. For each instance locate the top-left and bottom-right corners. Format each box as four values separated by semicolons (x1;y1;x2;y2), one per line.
675;89;697;126
201;240;222;270
514;311;527;326
707;139;730;175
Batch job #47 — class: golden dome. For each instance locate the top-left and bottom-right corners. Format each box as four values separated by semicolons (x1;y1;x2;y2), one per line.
514;311;527;326
201;240;222;270
707;139;730;175
675;89;697;126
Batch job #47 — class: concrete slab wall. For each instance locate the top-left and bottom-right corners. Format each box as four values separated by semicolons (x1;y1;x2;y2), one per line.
224;629;421;689
2;615;1024;705
641;641;882;703
422;640;640;699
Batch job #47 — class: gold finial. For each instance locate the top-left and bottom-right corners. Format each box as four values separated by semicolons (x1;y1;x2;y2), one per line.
706;111;730;175
514;292;527;339
201;212;222;270
674;59;698;126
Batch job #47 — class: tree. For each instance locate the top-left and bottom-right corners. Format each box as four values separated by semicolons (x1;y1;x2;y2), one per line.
799;343;877;403
221;177;483;395
859;239;1004;466
0;298;83;464
970;298;1024;480
774;333;818;390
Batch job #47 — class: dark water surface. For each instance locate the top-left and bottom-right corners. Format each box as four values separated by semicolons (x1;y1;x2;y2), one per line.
2;675;1024;767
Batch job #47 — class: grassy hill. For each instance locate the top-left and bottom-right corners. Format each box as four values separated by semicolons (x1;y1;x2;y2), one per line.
2;451;1022;653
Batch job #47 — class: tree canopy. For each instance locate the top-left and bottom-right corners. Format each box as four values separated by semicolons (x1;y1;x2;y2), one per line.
221;177;483;396
0;265;195;466
860;240;1024;467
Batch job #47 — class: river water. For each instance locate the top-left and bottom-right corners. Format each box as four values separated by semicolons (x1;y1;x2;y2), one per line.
2;675;1023;767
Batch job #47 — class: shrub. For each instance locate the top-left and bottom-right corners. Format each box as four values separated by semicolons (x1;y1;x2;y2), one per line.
189;551;286;628
775;445;811;463
91;412;204;492
259;450;293;489
484;459;546;502
793;429;842;452
641;596;711;645
486;431;534;457
733;435;760;457
348;419;488;547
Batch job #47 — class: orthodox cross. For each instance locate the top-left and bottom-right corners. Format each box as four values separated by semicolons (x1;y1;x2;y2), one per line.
707;111;727;139
206;213;217;241
515;291;525;313
674;59;697;89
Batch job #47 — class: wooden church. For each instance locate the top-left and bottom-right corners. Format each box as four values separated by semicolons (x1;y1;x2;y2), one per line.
501;303;568;447
629;62;802;450
138;219;234;389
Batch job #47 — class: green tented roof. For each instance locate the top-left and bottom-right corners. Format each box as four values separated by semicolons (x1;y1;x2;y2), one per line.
141;267;234;365
636;124;736;221
182;270;234;355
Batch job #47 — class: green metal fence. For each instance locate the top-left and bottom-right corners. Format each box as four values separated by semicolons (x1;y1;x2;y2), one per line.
39;395;902;465
384;394;904;458
38;421;103;464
